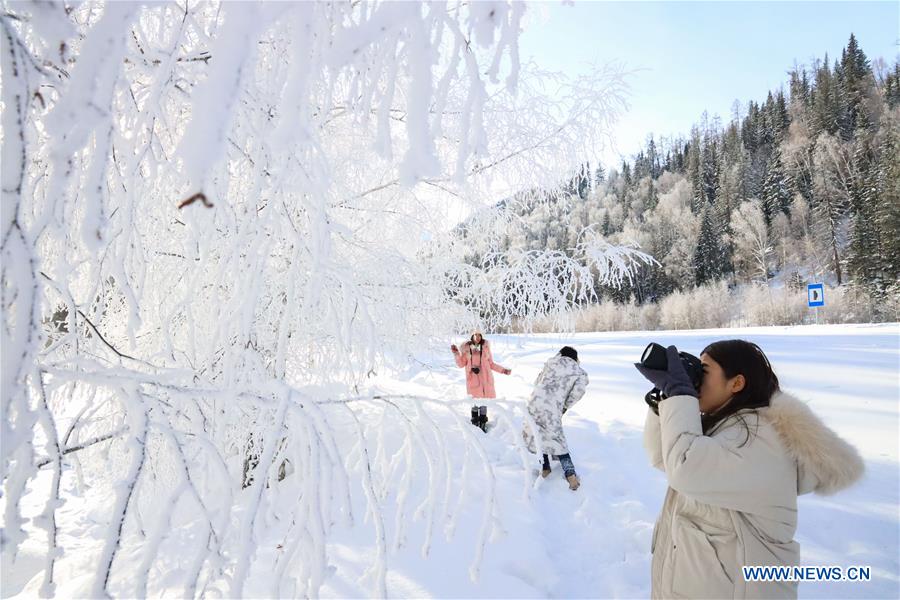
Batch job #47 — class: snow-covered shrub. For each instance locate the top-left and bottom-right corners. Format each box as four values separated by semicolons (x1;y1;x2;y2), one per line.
738;284;809;326
658;280;732;330
568;296;661;332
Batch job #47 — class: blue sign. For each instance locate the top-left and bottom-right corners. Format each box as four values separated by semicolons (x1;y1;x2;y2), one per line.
807;283;825;307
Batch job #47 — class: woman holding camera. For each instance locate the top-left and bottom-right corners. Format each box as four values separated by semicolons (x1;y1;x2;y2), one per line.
636;339;864;599
451;328;511;399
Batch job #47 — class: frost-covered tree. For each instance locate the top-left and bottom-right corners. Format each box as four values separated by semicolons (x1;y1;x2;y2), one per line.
1;1;642;597
811;132;852;285
732;200;773;283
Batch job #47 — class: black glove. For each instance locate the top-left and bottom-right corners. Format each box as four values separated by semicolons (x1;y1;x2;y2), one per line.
634;345;698;399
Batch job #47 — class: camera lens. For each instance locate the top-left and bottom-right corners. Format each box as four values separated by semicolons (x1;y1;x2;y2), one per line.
640;343;668;370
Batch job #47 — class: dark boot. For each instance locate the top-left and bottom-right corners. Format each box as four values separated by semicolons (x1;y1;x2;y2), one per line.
541;454;552;478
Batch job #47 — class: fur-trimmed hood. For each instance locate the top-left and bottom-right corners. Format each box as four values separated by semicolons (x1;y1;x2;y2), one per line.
760;390;865;495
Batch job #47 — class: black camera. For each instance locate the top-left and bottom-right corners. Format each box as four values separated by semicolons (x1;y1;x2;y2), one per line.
470;405;488;432
471;367;480;374
640;343;704;412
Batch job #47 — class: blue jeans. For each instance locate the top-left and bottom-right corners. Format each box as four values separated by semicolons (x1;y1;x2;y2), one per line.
542;453;576;477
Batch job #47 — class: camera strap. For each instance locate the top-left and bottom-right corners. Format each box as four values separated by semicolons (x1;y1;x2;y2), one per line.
469;345;483;370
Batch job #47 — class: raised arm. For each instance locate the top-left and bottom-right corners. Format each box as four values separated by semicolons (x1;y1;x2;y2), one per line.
452;344;468;368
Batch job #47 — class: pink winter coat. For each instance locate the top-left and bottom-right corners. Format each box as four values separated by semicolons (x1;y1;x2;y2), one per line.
453;340;509;399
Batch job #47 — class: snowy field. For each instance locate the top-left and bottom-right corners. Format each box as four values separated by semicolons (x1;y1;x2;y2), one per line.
4;323;898;599
361;323;900;599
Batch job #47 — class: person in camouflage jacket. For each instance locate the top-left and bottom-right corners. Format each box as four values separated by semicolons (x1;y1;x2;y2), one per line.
522;346;589;490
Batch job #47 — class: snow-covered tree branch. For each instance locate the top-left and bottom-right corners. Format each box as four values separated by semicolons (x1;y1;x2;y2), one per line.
1;1;639;596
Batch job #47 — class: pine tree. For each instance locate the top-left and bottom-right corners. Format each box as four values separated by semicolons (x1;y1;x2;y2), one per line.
812;55;841;137
774;90;790;139
740;101;755;151
701;134;719;206
680;141;690;173
601;210;612;236
789;66;811;107
578;162;590;199
762;90;790;144
762;92;777;147
717;123;744;220
716;200;735;281
761;148;793;224
647;136;661;178
846;181;879;291
846;110;881;291
839;33;872;141
884;63;900;109
874;120;900;286
694;205;727;285
687;128;704;213
647;179;660;211
833;55;852;139
800;68;811;108
594;163;606;187
740;101;769;202
633;150;649;181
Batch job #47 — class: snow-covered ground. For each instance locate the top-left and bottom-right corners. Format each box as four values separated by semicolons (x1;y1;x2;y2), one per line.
4;324;898;599
361;323;900;599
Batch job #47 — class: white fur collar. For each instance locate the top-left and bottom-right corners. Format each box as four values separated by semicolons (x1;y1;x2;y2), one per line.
760;391;865;495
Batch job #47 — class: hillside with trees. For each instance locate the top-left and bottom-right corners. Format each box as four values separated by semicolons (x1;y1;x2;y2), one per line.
455;34;900;330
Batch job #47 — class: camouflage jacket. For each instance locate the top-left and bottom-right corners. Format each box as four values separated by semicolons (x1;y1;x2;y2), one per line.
522;355;589;455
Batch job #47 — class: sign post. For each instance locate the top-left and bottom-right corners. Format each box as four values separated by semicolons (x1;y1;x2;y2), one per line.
807;283;825;324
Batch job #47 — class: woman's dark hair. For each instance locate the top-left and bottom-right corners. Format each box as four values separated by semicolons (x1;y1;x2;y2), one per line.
469;333;486;345
559;346;579;362
700;339;779;438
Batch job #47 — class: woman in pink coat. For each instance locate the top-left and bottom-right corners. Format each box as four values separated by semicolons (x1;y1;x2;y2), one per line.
451;329;511;398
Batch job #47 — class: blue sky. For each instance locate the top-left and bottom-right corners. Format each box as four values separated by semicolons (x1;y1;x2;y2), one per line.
519;0;900;169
